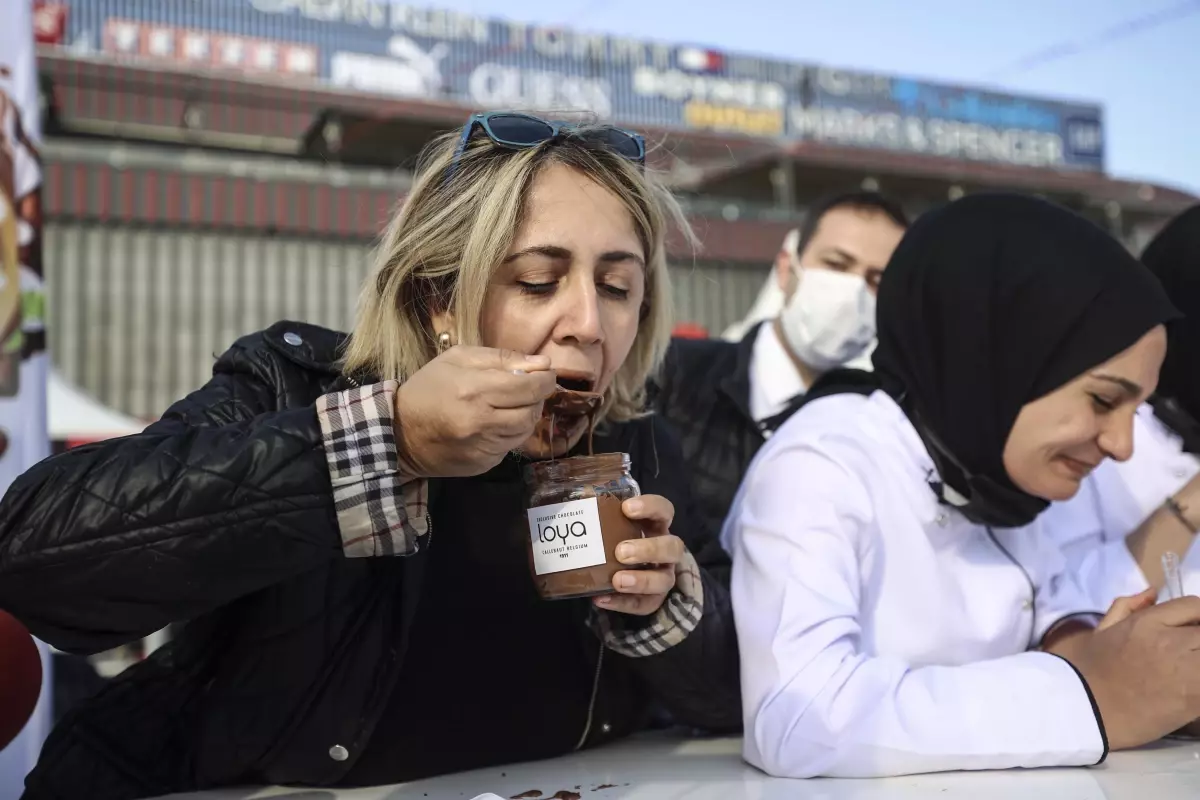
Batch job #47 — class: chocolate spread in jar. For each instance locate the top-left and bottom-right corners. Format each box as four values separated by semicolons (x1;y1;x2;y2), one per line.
524;452;644;601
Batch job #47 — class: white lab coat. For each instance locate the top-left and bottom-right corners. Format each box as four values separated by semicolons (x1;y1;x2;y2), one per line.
724;391;1106;779
1042;404;1200;607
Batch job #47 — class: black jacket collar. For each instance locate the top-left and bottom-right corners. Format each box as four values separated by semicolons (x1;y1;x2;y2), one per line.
717;321;764;426
262;320;348;374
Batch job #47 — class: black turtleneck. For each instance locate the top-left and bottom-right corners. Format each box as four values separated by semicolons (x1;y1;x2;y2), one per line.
340;450;596;786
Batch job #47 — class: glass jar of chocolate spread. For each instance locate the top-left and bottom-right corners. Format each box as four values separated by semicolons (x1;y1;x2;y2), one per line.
523;453;644;601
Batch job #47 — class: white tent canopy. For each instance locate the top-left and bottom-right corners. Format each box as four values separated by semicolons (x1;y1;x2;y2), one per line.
48;369;146;441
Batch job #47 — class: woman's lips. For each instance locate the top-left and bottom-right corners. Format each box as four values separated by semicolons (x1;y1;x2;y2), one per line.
1057;455;1098;478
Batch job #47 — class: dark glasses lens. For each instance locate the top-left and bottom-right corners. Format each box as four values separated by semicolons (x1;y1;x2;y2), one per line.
485;114;556;146
580;128;643;161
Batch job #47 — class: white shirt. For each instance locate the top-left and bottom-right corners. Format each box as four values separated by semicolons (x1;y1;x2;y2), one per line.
748;322;807;424
1042;404;1200;606
724;391;1105;779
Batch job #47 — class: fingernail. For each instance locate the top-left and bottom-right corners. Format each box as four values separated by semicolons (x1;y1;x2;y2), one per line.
616;574;636;589
511;368;527;376
625;499;643;515
617;543;634;561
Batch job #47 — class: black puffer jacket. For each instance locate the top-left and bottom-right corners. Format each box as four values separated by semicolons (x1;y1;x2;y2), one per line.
651;327;766;547
653;324;880;548
0;321;740;800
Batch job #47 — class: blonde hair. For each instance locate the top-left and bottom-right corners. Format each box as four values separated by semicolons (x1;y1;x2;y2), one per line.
342;122;692;422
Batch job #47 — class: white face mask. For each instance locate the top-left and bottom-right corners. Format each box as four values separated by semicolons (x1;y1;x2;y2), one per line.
778;266;877;371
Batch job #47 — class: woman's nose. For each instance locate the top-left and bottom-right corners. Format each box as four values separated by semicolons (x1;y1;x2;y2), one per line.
1099;412;1136;463
557;282;603;345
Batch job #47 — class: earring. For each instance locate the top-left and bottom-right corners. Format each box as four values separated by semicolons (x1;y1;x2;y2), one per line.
436;331;453;353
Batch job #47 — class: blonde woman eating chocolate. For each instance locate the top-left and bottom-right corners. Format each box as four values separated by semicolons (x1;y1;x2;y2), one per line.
0;112;739;800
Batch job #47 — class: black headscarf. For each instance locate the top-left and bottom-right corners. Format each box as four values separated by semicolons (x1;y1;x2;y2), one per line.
1142;206;1200;452
873;193;1179;528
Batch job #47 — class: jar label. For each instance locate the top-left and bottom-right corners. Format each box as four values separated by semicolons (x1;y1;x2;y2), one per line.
527;497;607;576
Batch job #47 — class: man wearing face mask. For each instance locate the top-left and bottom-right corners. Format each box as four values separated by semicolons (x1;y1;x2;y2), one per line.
653;192;908;545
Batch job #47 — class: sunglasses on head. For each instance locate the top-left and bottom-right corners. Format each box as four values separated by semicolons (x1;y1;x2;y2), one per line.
446;112;646;180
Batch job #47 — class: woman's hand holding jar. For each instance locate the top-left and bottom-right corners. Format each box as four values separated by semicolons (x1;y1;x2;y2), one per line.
596;495;686;616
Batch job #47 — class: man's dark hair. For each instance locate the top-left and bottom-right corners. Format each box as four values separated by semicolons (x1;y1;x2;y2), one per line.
793;191;910;257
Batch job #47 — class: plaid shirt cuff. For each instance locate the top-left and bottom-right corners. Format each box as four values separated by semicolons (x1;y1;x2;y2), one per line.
590;548;704;658
316;381;428;558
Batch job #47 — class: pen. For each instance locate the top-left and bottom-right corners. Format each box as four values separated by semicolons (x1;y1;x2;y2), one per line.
1163;551;1185;601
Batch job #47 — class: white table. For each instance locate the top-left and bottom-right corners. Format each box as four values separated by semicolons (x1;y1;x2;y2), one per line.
165;732;1200;800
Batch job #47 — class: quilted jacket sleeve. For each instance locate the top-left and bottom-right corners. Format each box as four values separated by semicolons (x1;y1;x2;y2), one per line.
0;339;353;654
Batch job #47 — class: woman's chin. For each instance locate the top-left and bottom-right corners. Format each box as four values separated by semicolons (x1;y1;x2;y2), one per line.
521;417;588;461
1032;473;1084;503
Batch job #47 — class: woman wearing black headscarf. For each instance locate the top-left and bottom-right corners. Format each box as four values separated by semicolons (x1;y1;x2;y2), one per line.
724;194;1200;779
1040;205;1200;607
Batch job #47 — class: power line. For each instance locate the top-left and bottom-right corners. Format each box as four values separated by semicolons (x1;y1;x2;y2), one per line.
985;0;1200;79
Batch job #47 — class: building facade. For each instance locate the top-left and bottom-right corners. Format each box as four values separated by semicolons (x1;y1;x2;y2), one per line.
32;0;1198;418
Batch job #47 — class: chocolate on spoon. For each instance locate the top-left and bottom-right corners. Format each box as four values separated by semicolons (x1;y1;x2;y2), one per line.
544;385;603;417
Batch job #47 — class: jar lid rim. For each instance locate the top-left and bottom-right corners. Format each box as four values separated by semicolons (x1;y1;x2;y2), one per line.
524;452;631;481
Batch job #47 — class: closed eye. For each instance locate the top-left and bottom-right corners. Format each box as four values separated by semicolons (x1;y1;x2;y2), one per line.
517;281;556;296
1090;393;1117;411
518;280;631;300
601;284;630;300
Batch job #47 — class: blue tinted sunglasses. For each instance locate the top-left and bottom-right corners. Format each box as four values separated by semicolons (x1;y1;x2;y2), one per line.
448;112;646;179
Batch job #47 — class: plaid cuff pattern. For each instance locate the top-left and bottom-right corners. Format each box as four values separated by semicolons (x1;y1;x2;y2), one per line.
316;381;428;558
590;549;704;658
